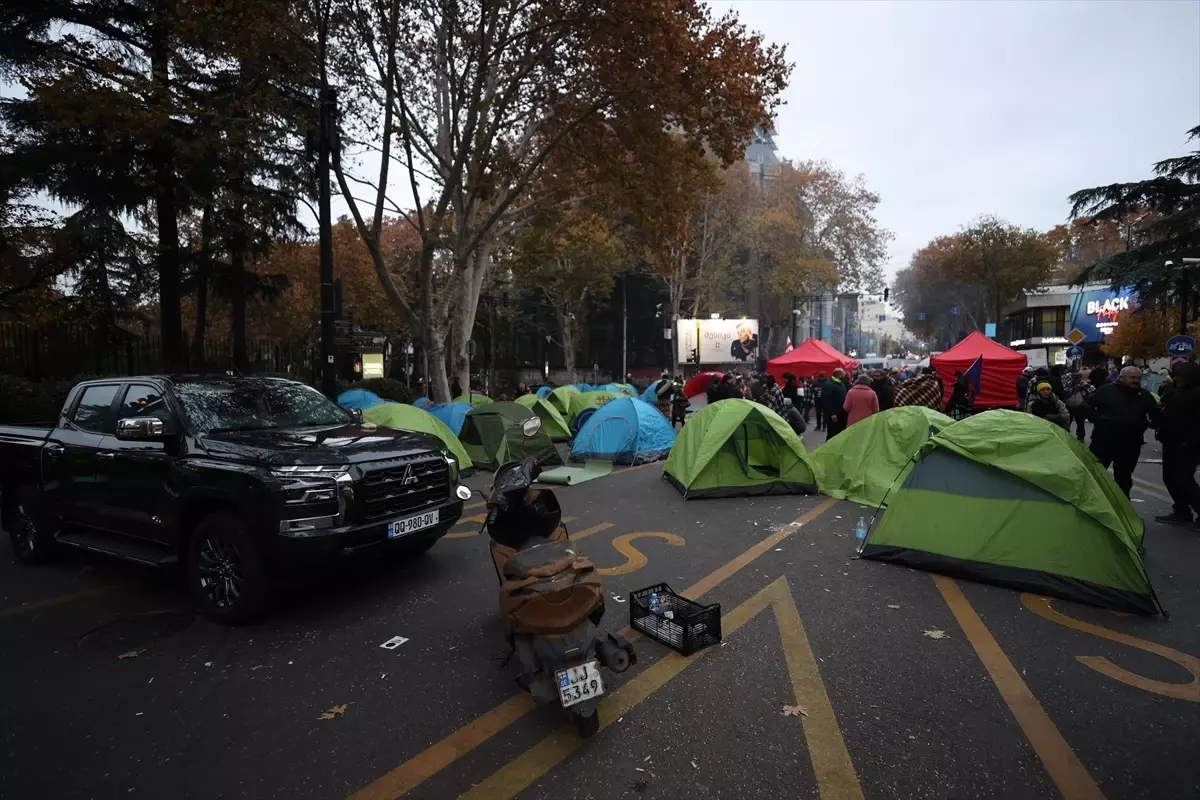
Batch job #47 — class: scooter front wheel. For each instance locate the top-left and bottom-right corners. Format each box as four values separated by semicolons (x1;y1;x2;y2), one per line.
575;708;600;738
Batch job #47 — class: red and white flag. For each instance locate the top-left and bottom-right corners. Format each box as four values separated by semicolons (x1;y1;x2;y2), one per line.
785;337;794;353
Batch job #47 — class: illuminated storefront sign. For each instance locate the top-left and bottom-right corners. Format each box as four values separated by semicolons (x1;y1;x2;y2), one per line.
1069;289;1136;342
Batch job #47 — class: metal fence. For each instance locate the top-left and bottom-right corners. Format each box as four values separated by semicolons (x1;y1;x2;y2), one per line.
0;323;314;381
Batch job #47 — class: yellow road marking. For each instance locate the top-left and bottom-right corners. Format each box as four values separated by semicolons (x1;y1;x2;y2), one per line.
1022;594;1200;701
1132;475;1168;493
597;532;685;575
445;516;577;540
774;577;863;800
348;496;839;800
1132;483;1173;504
0;584;121;619
933;576;1105;800
568;523;613;540
459;577;861;800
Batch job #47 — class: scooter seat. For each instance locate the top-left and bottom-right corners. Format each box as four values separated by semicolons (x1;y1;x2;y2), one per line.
501;540;580;581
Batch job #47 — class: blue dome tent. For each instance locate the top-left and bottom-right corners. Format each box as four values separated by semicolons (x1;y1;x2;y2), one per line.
426;402;473;436
338;389;385;410
412;396;434;409
640;384;659;404
570;397;677;465
536;385;553;399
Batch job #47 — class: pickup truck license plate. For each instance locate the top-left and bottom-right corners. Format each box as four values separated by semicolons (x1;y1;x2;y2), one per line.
555;661;604;708
387;509;439;539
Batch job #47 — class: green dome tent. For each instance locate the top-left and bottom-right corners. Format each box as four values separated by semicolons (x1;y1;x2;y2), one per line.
547;385;580;416
663;399;816;499
458;401;562;471
862;410;1162;615
808;406;955;508
362;402;473;471
566;390;622;426
455;393;493;408
515;394;572;441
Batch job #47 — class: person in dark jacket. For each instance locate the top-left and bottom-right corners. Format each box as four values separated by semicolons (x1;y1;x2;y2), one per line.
1016;367;1034;409
705;375;720;406
716;374;741;401
946;371;972;419
1084;366;1159;497
1155;361;1200;524
871;369;895;411
812;372;830;430
781;373;799;406
823;369;849;440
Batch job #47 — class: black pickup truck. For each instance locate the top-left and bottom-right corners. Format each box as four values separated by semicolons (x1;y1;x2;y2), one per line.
0;376;467;622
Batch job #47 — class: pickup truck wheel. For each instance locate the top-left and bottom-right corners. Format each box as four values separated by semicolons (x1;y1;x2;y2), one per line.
187;514;268;625
8;485;57;565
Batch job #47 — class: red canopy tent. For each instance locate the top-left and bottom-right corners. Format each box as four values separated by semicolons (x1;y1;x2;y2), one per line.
766;339;859;380
930;331;1028;409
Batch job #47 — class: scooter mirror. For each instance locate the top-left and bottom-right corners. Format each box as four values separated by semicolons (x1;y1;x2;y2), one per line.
521;417;542;437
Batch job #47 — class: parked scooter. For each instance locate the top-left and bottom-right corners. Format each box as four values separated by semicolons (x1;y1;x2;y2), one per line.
481;417;636;737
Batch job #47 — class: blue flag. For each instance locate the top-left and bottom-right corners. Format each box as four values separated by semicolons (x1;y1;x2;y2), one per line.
965;356;983;396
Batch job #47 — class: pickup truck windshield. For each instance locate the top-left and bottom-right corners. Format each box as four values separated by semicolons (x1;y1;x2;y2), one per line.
174;381;350;434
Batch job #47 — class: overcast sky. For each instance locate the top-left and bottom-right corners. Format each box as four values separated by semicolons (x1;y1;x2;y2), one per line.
717;0;1200;277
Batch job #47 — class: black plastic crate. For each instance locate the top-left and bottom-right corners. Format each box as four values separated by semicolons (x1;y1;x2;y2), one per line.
629;582;721;655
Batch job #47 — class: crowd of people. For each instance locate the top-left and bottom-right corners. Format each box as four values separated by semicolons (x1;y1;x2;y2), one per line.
646;356;1200;530
1014;360;1200;527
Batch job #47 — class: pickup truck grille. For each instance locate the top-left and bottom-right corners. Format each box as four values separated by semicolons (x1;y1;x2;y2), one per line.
358;457;450;523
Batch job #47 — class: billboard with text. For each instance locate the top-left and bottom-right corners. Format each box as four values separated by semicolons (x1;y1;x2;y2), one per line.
676;318;760;365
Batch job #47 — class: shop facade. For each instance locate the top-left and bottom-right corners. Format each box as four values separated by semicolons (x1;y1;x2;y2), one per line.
1001;283;1134;368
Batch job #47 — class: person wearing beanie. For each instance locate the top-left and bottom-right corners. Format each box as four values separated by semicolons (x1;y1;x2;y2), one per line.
822;368;849;439
1027;381;1069;429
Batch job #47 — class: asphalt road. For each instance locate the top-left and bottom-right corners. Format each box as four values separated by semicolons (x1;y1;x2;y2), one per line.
1;427;1198;800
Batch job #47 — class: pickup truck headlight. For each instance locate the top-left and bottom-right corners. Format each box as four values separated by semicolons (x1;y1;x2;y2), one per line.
271;465;349;506
442;450;460;484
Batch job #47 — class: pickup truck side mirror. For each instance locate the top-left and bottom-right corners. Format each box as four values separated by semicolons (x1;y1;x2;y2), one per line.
347;408;363;424
116;417;166;441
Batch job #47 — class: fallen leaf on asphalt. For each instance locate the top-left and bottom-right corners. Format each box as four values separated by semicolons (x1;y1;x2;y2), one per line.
922;628;948;640
887;604;901;609
782;704;809;718
318;704;349;720
118;649;144;660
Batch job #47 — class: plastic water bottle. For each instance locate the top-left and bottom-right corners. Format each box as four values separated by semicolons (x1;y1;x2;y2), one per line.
854;516;868;551
648;592;660;615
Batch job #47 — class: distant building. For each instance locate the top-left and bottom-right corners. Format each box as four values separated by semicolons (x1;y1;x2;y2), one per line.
746;126;781;189
858;299;910;353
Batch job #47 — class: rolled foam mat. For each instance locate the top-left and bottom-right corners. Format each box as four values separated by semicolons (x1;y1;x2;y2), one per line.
536;460;614;485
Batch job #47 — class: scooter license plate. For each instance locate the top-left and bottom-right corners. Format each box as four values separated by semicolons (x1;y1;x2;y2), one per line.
555;660;605;708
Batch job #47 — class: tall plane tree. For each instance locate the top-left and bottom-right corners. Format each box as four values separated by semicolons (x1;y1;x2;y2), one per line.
328;0;789;400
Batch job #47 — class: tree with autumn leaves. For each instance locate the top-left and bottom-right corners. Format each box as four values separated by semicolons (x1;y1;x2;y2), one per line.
327;0;790;400
1;0;798;396
894;216;1062;345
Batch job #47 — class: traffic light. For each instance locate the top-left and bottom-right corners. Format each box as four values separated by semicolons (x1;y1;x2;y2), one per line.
688;347;699;364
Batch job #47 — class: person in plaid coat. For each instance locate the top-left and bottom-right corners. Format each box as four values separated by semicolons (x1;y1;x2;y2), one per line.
894;370;944;410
